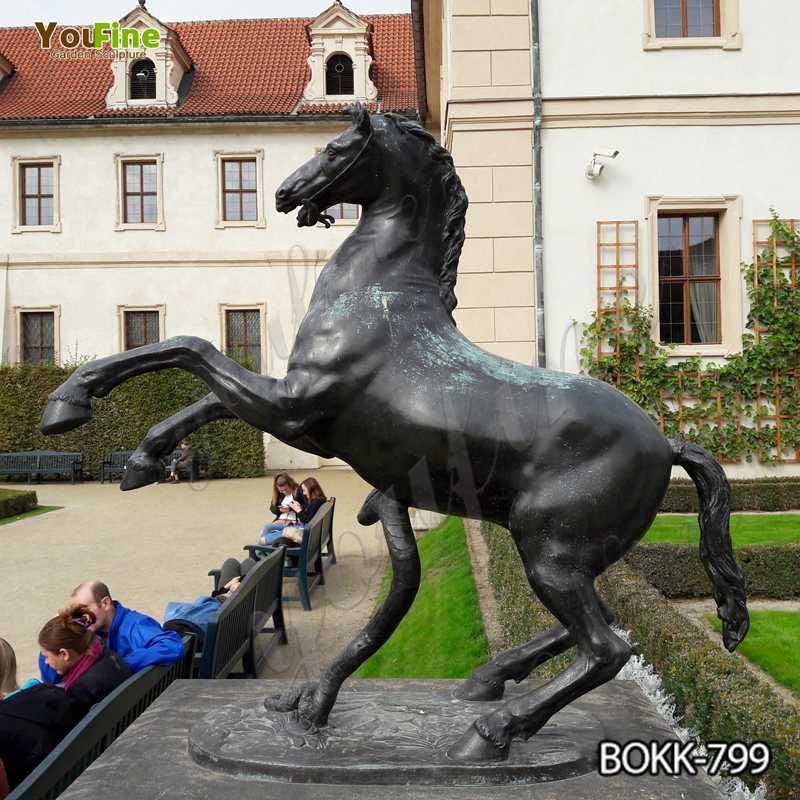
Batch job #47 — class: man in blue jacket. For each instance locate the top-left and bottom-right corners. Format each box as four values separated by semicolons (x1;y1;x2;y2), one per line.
39;581;183;683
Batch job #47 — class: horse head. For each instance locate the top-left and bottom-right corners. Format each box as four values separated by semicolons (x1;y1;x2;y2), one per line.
275;102;380;228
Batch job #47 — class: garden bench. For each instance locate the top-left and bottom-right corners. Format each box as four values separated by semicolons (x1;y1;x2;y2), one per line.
245;499;333;611
0;451;83;484
100;450;134;484
192;548;288;678
6;635;195;800
321;495;337;564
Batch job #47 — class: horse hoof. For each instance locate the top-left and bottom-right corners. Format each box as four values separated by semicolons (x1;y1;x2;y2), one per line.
446;723;509;763
454;675;505;702
40;391;92;434
120;454;163;491
264;681;316;713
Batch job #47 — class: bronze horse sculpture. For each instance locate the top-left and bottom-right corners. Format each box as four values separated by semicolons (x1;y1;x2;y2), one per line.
41;103;748;762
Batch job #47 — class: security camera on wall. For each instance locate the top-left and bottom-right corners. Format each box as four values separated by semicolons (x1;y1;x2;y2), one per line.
586;149;620;180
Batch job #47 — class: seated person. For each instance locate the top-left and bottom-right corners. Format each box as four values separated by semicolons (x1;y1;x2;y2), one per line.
39;581;183;684
167;439;194;483
0;608;132;793
0;637;39;700
259;472;299;544
269;477;327;547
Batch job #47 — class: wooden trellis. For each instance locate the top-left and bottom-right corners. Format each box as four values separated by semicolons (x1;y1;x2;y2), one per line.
752;219;799;463
595;221;640;382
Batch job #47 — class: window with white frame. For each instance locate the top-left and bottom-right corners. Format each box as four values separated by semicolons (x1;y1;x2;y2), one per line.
114;154;165;230
644;0;740;49
12;156;61;233
16;307;59;364
120;306;164;350
221;305;265;373
214;150;265;228
646;195;742;356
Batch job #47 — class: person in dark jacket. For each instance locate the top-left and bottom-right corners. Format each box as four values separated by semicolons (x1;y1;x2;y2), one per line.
167;439;194;482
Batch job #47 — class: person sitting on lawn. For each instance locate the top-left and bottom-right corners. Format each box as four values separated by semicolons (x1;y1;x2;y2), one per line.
39;581;183;683
167;439;194;483
259;472;299;544
269;477;327;546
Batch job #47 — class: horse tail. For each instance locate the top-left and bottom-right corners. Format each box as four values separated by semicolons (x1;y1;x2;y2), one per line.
669;435;749;652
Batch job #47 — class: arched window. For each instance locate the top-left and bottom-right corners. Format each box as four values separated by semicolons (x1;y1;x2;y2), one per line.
129;59;156;100
326;54;354;95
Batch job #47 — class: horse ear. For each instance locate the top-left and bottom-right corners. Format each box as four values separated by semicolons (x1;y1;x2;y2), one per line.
349;102;371;137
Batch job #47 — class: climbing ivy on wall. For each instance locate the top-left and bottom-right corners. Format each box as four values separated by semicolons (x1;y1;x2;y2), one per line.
579;215;800;463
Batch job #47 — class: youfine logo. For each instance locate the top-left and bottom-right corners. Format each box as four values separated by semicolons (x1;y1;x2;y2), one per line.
34;21;162;50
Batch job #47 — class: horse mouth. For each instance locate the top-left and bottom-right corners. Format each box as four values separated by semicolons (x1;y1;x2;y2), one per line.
276;196;298;214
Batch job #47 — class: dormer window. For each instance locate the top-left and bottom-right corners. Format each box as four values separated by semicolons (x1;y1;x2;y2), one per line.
326;55;354;95
130;59;156;100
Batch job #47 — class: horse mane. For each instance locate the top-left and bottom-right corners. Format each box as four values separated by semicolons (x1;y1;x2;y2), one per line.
384;114;469;323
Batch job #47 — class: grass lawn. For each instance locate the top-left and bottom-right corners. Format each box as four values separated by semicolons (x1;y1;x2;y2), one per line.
0;505;61;525
645;514;800;546
355;516;489;679
708;611;800;694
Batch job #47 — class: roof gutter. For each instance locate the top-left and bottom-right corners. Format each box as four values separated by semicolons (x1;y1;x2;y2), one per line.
530;0;546;368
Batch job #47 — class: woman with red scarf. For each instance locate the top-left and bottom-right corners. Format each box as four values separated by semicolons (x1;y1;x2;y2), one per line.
0;606;131;793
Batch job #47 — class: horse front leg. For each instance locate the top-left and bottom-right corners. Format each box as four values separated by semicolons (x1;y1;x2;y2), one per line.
265;489;420;729
40;336;318;442
121;392;236;490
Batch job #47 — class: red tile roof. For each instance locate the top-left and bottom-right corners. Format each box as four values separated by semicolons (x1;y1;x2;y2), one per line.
0;14;417;121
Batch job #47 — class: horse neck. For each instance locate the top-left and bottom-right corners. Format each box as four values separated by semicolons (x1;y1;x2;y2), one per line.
328;180;448;295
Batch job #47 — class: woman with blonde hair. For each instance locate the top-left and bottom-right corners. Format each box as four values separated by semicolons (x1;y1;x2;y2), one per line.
259;472;300;545
0;638;18;699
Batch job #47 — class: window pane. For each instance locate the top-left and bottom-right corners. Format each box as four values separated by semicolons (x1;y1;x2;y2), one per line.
659;282;685;343
689;282;719;343
658;217;684;277
125;164;141;193
39;166;53;195
342;203;359;220
125;310;159;349
225;193;241;221
22;312;55;364
226;311;244;347
241;161;256;190
142;163;157;193
25;198;39;226
39;197;54;226
142;194;157;224
24;166;39;195
688;216;717;276
654;0;682;37
241;192;257;221
126;195;141;224
687;0;716;36
224;161;240;190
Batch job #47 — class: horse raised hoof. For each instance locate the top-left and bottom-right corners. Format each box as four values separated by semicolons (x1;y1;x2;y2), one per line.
446;722;510;763
120;453;164;491
454;674;505;702
40;390;93;435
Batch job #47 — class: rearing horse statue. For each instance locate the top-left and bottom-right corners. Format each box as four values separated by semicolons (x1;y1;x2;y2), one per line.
41;103;748;762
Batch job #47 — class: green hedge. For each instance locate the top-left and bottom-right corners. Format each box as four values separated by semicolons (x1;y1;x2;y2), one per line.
661;478;800;512
625;543;800;599
0;363;264;480
482;521;800;800
0;488;37;518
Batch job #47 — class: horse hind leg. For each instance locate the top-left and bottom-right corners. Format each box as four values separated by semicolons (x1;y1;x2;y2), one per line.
121;392;235;490
448;530;630;762
455;596;615;702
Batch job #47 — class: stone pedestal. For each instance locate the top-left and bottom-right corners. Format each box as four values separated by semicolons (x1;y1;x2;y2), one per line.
58;679;721;800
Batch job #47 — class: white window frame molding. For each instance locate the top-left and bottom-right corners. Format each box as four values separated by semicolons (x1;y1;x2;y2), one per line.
219;303;268;374
643;0;741;50
113;153;166;231
117;304;166;352
11;155;62;234
644;194;743;358
214;150;266;229
15;304;61;365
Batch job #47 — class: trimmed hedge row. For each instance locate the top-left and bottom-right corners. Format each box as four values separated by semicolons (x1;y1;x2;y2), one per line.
661;478;800;512
0;363;264;480
0;488;37;518
482;521;800;800
625;543;800;599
